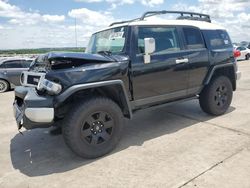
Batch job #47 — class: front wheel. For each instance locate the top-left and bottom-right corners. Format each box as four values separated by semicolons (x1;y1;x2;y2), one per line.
63;97;124;159
199;76;233;116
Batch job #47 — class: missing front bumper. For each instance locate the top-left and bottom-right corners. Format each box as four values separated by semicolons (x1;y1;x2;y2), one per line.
13;86;55;130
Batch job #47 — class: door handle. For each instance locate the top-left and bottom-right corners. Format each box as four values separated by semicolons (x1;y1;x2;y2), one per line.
176;58;189;64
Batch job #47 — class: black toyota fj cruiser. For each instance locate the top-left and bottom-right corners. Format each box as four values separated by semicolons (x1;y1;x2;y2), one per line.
13;11;241;158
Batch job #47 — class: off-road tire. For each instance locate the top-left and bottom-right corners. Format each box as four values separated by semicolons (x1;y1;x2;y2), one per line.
0;79;10;93
63;97;124;159
199;76;233;116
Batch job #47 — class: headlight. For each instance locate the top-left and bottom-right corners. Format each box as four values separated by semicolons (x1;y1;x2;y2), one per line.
37;76;62;95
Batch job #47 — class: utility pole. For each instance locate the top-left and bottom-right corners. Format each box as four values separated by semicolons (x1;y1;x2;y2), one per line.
75;17;78;48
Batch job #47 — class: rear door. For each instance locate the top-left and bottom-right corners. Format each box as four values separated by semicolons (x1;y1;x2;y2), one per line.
131;26;190;107
3;60;28;86
180;27;209;95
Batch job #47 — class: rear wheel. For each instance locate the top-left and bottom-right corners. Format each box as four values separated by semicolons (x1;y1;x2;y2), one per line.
63;97;124;159
246;54;250;60
0;79;9;93
199;76;233;116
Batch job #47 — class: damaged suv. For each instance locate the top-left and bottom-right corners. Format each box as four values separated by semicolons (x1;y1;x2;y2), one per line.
13;11;241;158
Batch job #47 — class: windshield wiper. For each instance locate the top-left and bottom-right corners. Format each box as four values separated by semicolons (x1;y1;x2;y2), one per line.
97;50;112;56
97;50;117;61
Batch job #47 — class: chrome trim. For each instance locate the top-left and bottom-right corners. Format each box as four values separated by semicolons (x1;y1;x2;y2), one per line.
176;58;189;64
25;108;54;123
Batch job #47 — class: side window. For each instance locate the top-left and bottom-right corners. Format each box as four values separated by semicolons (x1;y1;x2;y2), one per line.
0;63;5;68
137;27;180;54
203;30;232;49
4;60;23;68
183;27;205;49
22;60;32;68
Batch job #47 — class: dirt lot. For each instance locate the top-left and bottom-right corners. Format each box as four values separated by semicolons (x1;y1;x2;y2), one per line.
0;61;250;188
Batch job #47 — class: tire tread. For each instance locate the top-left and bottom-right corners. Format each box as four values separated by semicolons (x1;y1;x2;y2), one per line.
199;76;233;116
63;96;124;158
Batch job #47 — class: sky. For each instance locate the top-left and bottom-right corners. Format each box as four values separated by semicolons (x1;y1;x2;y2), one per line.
0;0;250;49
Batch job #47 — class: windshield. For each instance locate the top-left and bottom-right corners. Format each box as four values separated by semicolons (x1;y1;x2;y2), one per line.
86;26;128;54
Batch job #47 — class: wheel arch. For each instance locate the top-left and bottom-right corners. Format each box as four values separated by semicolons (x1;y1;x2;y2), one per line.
204;63;236;91
55;80;133;119
0;78;10;90
0;76;10;83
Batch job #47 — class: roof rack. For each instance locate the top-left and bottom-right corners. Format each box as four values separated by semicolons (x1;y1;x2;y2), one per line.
109;18;141;27
141;11;211;22
109;10;211;27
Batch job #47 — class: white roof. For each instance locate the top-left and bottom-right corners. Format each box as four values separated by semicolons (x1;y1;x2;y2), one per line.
96;19;225;33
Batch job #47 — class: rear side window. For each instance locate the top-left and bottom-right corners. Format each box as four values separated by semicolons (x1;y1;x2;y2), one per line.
183;27;205;49
236;47;246;51
203;30;232;49
22;60;33;68
4;60;23;68
137;27;181;54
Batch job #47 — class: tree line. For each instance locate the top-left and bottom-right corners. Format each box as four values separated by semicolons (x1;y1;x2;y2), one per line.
0;47;85;55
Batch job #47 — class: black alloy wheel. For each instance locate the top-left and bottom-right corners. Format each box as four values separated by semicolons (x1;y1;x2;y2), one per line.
81;111;114;145
63;97;124;159
199;76;233;116
214;85;228;108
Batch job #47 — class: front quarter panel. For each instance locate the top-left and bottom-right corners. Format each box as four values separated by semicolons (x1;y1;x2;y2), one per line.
45;61;130;92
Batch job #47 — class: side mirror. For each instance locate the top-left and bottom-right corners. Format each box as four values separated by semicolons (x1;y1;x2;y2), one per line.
144;38;155;64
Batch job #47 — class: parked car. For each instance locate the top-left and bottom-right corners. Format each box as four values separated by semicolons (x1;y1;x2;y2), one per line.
234;46;250;60
0;58;33;92
247;43;250;49
13;11;241;159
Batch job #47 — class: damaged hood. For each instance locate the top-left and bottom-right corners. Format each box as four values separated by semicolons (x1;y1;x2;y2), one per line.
27;51;130;90
30;52;129;71
47;52;115;62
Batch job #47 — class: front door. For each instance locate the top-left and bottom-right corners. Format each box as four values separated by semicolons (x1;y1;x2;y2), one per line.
131;26;190;107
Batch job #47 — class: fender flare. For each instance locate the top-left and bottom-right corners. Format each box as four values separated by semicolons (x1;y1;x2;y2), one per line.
204;63;236;85
55;80;133;118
